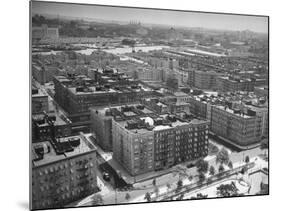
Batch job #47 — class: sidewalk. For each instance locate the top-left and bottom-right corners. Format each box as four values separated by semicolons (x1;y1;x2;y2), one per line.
210;132;261;150
108;158;175;184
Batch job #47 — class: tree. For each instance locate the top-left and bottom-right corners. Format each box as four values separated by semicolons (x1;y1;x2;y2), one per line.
176;179;183;192
125;193;131;201
152;178;156;186
228;161;233;169
91;194;103;205
245;155;250;164
218;164;225;173
177;194;184;200
209;165;215;176
241;166;248;174
196;159;209;174
198;172;206;183
216;148;229;165
144;192;152;202
260;139;269;156
216;182;239;197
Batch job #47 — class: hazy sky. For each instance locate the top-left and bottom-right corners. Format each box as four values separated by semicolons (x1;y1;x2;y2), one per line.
32;1;268;33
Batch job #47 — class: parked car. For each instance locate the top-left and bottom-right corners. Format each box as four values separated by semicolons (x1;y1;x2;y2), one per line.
103;172;110;181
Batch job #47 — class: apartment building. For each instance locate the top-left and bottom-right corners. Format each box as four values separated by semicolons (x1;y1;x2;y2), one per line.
32;112;72;143
31;134;98;210
187;69;222;90
53;74;160;132
101;104;210;176
32;86;49;114
211;105;263;147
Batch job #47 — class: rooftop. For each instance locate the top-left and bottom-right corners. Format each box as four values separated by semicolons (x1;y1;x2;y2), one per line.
215;105;252;118
32;112;71;126
32;134;96;168
93;104;208;134
32;87;47;98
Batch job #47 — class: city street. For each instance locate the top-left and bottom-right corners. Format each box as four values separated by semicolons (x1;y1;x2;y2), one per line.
75;139;266;206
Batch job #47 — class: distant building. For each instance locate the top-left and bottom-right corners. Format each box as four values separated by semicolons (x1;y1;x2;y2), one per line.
136;27;148;36
187;69;223;90
31;134;98;210
166;27;183;41
134;68;163;82
217;76;267;92
254;86;268;98
32;24;59;41
32;64;60;85
148;57;169;69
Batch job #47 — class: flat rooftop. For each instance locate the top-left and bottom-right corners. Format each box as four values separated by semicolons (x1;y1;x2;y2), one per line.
32;112;71;126
32;134;95;168
215;105;252;118
32;88;47;98
95;104;208;134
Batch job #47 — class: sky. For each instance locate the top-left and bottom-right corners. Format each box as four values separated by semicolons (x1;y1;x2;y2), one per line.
31;1;268;33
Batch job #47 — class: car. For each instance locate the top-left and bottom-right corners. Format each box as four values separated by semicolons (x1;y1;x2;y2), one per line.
103;172;110;181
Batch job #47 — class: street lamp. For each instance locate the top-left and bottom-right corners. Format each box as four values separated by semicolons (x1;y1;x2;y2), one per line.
115;188;118;204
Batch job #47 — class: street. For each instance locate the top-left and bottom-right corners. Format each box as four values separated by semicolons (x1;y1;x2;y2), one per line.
74;139;266;206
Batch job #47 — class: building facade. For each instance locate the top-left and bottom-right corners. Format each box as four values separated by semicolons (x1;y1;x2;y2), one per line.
32;24;59;41
31;134;98;210
108;104;209;176
211;105;263;147
32;87;49;114
32;112;72;143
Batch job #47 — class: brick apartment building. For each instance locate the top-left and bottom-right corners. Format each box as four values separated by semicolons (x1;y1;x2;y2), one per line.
91;104;209;176
211;105;263;147
31;134;98;210
54;74;161;132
